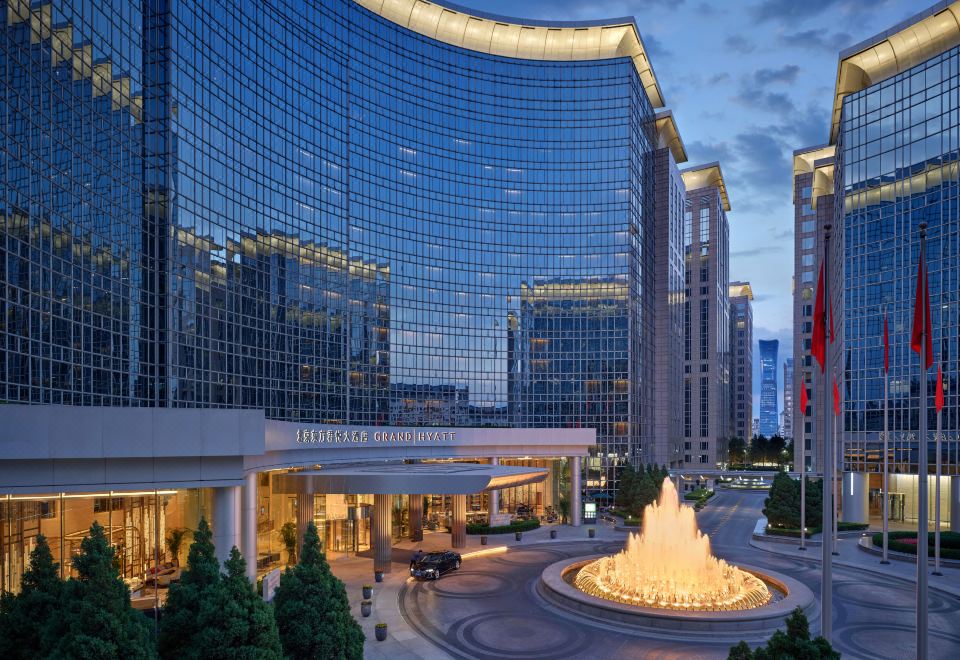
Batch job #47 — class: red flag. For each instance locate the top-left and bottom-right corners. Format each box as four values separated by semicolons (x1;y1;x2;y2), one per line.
936;365;945;414
799;383;808;416
812;264;826;372
832;376;841;417
910;250;934;370
883;314;889;374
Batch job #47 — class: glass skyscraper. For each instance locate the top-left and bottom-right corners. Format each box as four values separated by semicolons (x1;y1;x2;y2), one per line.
0;0;681;499
758;339;779;437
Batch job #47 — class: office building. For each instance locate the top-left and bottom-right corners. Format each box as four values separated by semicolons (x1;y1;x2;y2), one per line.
680;164;732;467
782;358;794;440
796;0;960;524
0;0;705;590
652;112;689;467
758;340;779;437
729;282;754;442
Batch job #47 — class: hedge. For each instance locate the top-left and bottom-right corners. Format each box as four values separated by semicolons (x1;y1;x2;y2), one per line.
871;531;960;560
766;522;869;538
684;489;715;503
466;519;540;535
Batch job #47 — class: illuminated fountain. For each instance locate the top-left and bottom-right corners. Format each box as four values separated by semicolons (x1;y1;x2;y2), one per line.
573;478;770;611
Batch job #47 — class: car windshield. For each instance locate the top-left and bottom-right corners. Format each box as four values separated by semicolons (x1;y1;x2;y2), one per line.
421;553;446;562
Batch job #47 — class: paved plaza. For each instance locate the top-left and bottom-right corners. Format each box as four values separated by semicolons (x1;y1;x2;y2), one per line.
339;489;960;659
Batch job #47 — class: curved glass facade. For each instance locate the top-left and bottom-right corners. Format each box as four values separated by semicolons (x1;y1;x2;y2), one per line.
838;45;960;474
2;0;658;492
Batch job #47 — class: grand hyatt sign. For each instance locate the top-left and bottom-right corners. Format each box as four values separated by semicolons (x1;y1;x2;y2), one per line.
295;428;457;444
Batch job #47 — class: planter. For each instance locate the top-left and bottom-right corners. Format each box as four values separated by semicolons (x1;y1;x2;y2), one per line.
374;570;384;583
588;527;595;538
362;585;372;599
480;535;488;545
550;529;557;539
375;623;388;642
361;600;372;617
515;531;523;541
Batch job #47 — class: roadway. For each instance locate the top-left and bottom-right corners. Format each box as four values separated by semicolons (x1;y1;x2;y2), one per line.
397;489;960;659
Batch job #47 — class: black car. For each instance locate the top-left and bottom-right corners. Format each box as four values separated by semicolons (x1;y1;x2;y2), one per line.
409;550;461;580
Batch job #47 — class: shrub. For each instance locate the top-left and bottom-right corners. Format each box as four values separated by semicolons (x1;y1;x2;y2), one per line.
466;519;540;535
729;608;838;659
871;531;960;560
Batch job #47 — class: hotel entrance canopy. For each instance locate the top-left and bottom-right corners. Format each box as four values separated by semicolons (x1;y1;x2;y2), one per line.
271;462;547;495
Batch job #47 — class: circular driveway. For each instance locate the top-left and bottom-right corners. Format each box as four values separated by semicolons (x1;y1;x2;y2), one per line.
398;491;960;659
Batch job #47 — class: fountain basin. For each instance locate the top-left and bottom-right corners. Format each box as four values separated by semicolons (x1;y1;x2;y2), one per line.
538;555;816;640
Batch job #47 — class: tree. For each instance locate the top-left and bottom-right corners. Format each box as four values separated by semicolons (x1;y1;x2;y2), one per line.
750;435;770;465
44;521;155;659
728;437;747;465
768;435;787;468
160;517;221;658
161;518;284;659
763;472;801;529
615;462;639;511
728;608;839;659
634;471;659;517
280;521;298;566
273;522;364;660
0;535;62;659
557;494;571;525
165;528;190;567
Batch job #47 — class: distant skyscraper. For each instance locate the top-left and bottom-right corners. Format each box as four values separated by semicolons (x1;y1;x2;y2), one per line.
752;418;760;438
782;358;794;440
729;282;754;441
758;340;779;437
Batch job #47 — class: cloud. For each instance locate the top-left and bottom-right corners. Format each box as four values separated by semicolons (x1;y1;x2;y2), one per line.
732;246;783;258
751;0;842;23
643;34;673;60
779;28;853;52
754;65;800;85
685;140;734;165
725;35;756;54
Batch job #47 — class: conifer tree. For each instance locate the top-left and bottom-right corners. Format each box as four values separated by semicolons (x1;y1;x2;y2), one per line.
273;522;364;660
44;522;155;659
0;534;62;659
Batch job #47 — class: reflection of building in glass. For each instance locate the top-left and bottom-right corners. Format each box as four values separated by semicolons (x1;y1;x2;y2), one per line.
729;283;754;442
782;358;794;440
758;340;779;437
681;164;732;467
795;3;960;524
508;277;641;496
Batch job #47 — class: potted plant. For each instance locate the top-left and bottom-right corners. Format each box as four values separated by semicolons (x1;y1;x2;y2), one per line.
558;495;571;525
375;570;384;583
279;521;298;565
588;527;595;538
550;529;557;539
165;527;190;567
361;600;372;617
375;622;388;641
480;535;488;545
515;531;523;541
362;584;372;599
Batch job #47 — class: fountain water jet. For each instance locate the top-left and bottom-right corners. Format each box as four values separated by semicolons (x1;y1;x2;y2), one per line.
574;477;770;611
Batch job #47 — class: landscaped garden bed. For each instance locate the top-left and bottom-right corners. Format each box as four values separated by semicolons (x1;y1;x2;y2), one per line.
466;519;540;535
870;531;960;560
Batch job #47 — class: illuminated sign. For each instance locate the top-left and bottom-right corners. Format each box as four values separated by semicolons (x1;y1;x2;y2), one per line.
295;428;457;444
584;502;597;521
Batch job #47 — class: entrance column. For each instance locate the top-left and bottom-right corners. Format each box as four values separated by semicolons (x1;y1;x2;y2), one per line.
296;489;315;561
489;457;500;524
451;494;467;549
951;477;960;533
409;494;424;543
213;486;241;567
242;472;258;582
570;456;582;527
373;493;392;573
841;472;869;523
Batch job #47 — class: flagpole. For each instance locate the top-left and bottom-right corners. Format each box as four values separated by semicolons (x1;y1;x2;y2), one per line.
799;466;806;552
882;352;890;564
832;401;839;556
821;223;833;644
934;366;942;577
916;222;929;660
